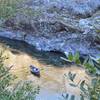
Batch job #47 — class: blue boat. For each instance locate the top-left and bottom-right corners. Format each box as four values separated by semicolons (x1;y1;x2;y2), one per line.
29;65;40;77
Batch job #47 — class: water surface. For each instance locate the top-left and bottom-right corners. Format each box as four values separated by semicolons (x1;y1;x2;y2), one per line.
0;37;91;100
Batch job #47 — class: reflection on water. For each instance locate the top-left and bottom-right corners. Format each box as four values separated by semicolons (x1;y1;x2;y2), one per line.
0;37;91;100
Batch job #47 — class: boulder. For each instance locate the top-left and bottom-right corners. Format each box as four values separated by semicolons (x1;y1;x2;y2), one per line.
0;0;100;58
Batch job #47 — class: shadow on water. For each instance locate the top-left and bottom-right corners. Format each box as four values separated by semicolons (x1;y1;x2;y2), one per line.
0;36;67;67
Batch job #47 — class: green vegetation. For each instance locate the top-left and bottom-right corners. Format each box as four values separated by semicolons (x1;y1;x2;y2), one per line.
0;0;43;20
63;52;97;74
0;50;39;100
0;0;23;19
63;72;100;100
62;52;100;100
83;57;96;74
67;51;81;64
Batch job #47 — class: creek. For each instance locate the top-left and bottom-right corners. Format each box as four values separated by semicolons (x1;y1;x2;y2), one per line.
0;37;91;100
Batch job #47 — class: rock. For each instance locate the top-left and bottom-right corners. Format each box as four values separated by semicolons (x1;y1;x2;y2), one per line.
79;19;93;31
93;18;100;30
0;20;3;26
64;0;100;17
0;0;100;58
0;29;100;58
32;0;100;17
33;0;100;17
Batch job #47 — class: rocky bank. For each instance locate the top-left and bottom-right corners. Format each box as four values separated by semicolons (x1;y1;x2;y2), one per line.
0;0;100;57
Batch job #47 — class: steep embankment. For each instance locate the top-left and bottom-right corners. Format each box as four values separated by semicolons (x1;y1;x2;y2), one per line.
0;0;100;57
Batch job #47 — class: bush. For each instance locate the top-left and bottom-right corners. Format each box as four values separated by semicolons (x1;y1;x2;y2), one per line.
0;50;39;100
63;72;100;100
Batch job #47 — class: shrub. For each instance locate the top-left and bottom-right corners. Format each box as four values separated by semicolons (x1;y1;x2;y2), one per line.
0;50;39;100
62;52;97;74
63;72;100;100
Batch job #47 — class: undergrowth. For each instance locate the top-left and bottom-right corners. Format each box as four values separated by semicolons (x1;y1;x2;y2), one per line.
0;0;23;19
0;49;39;100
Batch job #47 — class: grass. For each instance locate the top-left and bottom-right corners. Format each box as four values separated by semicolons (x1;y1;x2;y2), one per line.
0;0;23;19
0;0;43;20
63;52;97;74
0;49;39;100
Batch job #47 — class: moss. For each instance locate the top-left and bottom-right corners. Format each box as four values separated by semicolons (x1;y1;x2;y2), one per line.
18;7;43;18
0;0;43;20
0;0;23;19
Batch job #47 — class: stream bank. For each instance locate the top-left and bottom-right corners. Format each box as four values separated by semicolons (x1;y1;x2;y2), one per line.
0;36;91;100
0;0;100;58
0;0;100;99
